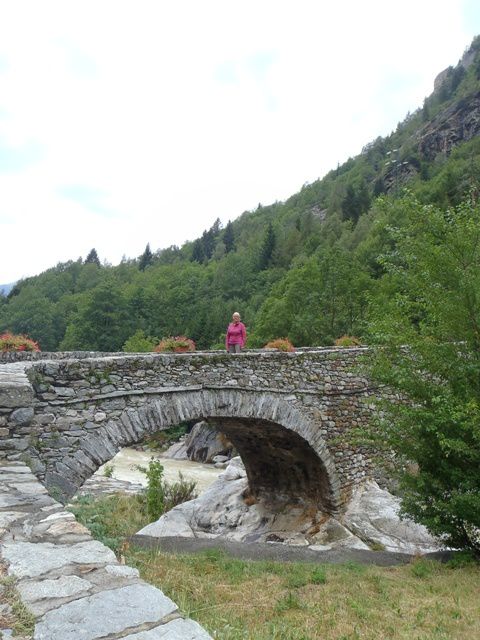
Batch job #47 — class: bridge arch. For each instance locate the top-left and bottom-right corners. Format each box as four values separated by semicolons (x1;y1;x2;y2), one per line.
44;388;341;513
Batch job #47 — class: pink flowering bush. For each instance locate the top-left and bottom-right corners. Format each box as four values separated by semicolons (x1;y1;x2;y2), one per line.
264;338;295;352
154;336;196;353
0;331;40;352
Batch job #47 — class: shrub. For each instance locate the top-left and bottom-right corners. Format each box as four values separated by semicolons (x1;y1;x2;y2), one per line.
123;329;157;352
155;336;196;353
164;471;198;511
103;463;115;478
136;459;197;521
334;335;361;347
264;338;295;352
0;332;40;352
140;458;165;521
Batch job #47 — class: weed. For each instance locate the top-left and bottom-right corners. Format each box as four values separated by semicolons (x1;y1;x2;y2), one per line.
275;591;303;613
410;559;435;578
0;575;35;637
446;550;477;568
310;566;327;585
103;463;115;478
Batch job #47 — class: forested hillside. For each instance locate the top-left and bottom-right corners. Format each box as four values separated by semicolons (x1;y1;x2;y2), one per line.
2;36;480;352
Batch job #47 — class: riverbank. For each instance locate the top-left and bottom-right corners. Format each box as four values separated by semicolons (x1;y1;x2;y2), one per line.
69;484;480;640
95;446;222;493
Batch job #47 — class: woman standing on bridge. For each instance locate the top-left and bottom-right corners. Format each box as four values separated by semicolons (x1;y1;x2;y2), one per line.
226;312;246;353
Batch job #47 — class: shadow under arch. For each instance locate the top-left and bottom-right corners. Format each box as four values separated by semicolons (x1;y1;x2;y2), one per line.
45;388;341;513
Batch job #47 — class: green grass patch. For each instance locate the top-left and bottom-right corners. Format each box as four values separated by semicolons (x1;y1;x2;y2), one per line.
0;574;35;637
70;493;480;640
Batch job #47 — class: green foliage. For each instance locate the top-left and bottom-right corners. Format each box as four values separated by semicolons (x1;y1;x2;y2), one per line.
366;193;480;555
103;463;114;478
223;220;235;253
163;471;197;511
136;458;198;518
60;277;134;351
142;458;165;521
252;248;371;346
258;222;276;270
138;243;154;271
334;335;361;347
145;423;189;450
69;493;149;552
2;35;480;361
0;576;36;637
85;248;101;266
123;329;157;352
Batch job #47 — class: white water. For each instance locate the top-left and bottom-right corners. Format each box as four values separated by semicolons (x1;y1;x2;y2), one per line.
97;447;222;493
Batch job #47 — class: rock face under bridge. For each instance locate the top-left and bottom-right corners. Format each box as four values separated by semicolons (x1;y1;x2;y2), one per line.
0;348;381;512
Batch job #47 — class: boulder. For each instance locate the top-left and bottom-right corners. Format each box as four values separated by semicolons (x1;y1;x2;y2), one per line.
341;480;442;554
137;460;445;554
162;421;235;463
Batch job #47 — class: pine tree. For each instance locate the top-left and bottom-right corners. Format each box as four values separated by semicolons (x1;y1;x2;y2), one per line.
259;222;276;270
139;243;153;271
85;248;100;266
191;239;205;263
223;221;235;253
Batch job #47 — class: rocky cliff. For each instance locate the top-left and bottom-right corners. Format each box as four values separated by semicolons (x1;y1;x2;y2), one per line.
417;91;480;160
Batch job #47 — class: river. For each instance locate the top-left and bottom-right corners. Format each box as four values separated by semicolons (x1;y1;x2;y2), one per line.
96;447;222;493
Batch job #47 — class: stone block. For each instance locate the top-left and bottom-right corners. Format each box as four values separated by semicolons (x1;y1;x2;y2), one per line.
33;583;178;640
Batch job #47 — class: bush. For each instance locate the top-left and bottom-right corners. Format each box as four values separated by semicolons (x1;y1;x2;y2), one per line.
334;335;361;347
264;338;295;352
136;458;198;521
123;329;157;352
0;332;40;352
155;336;196;353
164;471;198;511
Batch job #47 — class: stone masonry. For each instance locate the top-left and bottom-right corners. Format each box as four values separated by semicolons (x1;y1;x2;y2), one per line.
0;461;212;639
0;347;382;639
0;348;380;510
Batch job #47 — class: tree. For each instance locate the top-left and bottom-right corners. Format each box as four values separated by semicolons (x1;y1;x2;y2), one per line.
258;222;276;270
61;278;133;351
139;243;153;271
223;220;235;253
85;248;100;266
123;329;157;352
191;238;205;263
367;194;480;555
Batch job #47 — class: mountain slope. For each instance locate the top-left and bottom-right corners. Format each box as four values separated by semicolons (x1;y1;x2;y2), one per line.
2;36;480;351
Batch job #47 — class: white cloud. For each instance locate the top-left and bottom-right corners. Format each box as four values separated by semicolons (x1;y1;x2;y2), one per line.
0;0;479;282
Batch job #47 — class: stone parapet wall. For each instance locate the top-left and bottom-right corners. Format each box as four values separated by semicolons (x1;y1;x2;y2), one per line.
26;348;372;398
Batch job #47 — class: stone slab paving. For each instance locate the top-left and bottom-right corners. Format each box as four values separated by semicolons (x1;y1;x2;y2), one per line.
0;462;212;640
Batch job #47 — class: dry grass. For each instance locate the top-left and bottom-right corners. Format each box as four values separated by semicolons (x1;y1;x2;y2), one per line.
126;549;480;640
70;493;480;640
0;562;35;638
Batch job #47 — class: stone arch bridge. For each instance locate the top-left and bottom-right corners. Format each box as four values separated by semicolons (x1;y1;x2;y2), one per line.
0;348;381;513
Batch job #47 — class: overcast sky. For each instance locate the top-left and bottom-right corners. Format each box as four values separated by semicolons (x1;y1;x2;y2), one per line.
0;1;479;284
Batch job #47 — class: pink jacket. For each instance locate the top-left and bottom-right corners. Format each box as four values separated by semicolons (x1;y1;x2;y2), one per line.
226;321;246;349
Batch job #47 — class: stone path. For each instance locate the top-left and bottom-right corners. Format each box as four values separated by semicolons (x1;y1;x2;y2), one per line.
0;462;212;639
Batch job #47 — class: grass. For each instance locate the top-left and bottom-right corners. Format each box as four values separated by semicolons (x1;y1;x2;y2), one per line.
70;494;480;640
0;564;35;638
68;493;151;552
127;549;480;640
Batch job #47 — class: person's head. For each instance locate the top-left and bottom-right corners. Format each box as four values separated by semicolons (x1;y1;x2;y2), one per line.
232;312;241;323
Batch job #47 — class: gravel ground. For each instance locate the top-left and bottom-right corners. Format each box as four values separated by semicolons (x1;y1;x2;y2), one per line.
130;535;455;567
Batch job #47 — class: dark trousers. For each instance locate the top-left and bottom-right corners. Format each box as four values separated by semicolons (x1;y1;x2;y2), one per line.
228;343;241;354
